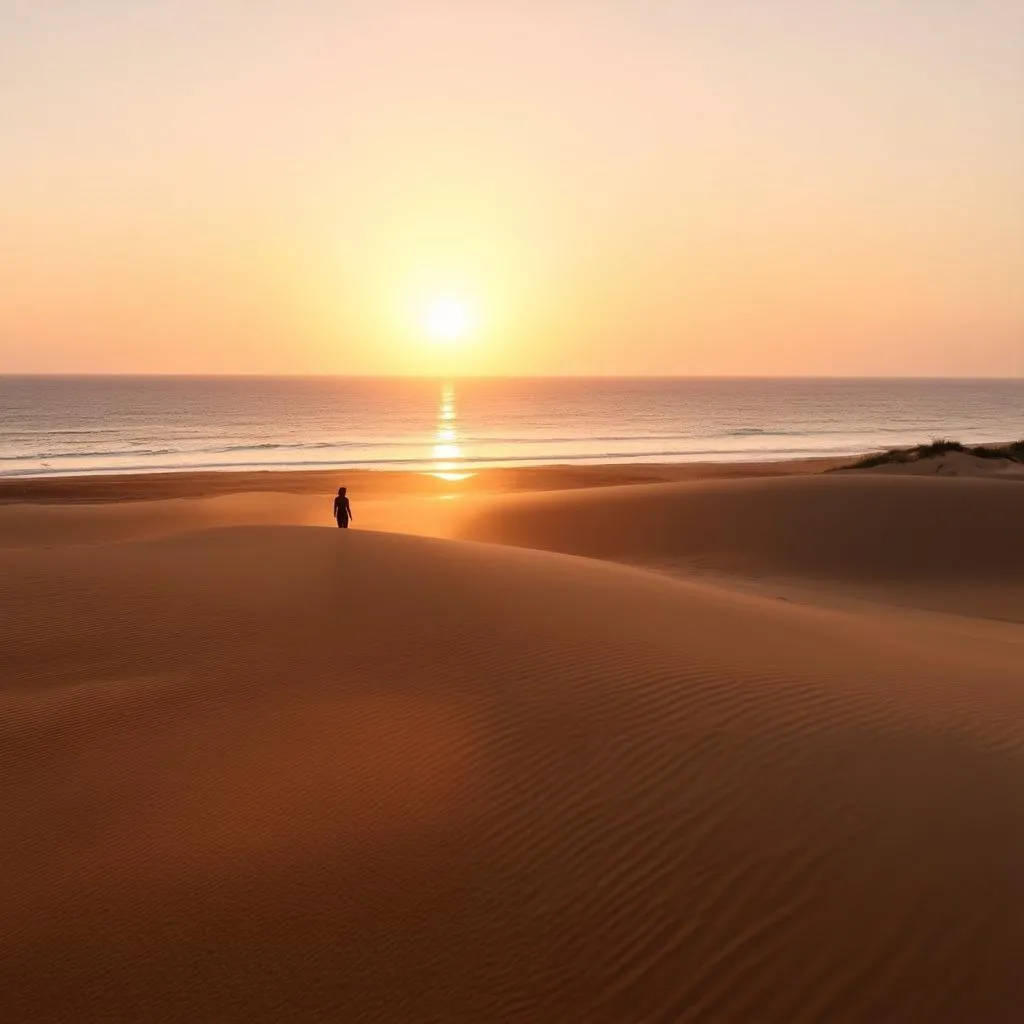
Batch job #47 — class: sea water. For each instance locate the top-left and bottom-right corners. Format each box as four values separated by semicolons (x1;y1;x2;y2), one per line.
1;376;1022;478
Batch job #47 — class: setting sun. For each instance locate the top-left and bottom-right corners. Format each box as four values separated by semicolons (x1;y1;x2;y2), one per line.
422;297;475;344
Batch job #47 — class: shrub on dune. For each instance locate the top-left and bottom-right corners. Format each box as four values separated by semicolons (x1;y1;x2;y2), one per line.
839;438;1023;471
915;439;966;458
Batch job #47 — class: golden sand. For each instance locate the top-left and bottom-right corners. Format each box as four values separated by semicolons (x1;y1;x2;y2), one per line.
2;462;1023;1020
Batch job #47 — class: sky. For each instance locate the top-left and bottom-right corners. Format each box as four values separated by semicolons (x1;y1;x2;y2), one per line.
1;0;1021;376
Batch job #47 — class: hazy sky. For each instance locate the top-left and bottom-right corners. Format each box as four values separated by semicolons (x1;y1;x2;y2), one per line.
2;0;1022;375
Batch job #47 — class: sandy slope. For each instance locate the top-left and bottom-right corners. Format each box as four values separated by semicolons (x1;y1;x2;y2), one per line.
455;474;1024;621
0;459;837;549
0;491;326;548
3;472;1024;1021
457;474;1024;580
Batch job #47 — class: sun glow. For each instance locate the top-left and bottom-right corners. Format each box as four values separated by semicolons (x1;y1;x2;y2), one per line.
422;297;475;344
430;383;475;482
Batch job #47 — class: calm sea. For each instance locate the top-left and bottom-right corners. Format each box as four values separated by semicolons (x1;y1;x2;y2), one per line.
1;376;1022;478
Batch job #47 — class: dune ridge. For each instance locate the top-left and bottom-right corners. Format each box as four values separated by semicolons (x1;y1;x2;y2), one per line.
452;474;1024;622
457;474;1024;579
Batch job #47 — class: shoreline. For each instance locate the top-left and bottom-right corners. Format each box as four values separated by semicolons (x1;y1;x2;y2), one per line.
0;456;847;505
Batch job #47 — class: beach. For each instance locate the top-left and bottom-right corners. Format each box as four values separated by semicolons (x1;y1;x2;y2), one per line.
3;458;1024;1021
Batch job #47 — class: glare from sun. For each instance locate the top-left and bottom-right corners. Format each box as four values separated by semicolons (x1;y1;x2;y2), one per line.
423;297;474;344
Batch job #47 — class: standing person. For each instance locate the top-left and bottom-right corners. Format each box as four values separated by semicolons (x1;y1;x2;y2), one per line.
333;486;353;529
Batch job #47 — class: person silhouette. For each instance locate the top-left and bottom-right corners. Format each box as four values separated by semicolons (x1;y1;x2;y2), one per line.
333;486;353;529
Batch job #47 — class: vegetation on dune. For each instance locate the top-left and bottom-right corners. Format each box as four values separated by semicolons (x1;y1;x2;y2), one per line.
917;439;966;457
969;444;1015;460
847;450;911;469
841;438;1024;471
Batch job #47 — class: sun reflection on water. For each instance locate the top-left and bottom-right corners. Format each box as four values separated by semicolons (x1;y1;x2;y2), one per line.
430;383;475;482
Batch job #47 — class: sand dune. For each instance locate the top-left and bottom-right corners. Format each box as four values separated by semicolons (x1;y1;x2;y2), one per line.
849;449;1024;479
458;474;1024;580
0;459;837;550
3;516;1024;1021
0;490;467;551
4;468;1024;1019
0;491;323;548
455;474;1024;621
8;471;1022;588
4;468;1022;622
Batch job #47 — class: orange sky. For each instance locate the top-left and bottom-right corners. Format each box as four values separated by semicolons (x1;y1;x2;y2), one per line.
2;1;1022;375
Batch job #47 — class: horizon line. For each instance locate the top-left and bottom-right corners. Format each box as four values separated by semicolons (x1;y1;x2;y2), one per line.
4;373;1024;382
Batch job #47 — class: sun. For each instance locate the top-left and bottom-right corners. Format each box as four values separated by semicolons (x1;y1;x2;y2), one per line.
422;297;475;344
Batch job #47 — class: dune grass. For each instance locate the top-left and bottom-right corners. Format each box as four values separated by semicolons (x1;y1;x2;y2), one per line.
843;439;1024;470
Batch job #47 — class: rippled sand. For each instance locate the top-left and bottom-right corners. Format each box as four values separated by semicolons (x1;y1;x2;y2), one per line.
3;466;1023;1021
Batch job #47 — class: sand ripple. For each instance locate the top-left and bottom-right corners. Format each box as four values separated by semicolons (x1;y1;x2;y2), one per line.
3;525;1024;1021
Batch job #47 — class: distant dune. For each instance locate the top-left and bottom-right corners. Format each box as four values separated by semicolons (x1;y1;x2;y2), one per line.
3;464;1024;1021
836;440;1024;478
454;474;1024;621
458;473;1024;580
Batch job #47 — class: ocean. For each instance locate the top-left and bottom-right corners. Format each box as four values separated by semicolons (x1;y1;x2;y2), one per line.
1;376;1022;478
